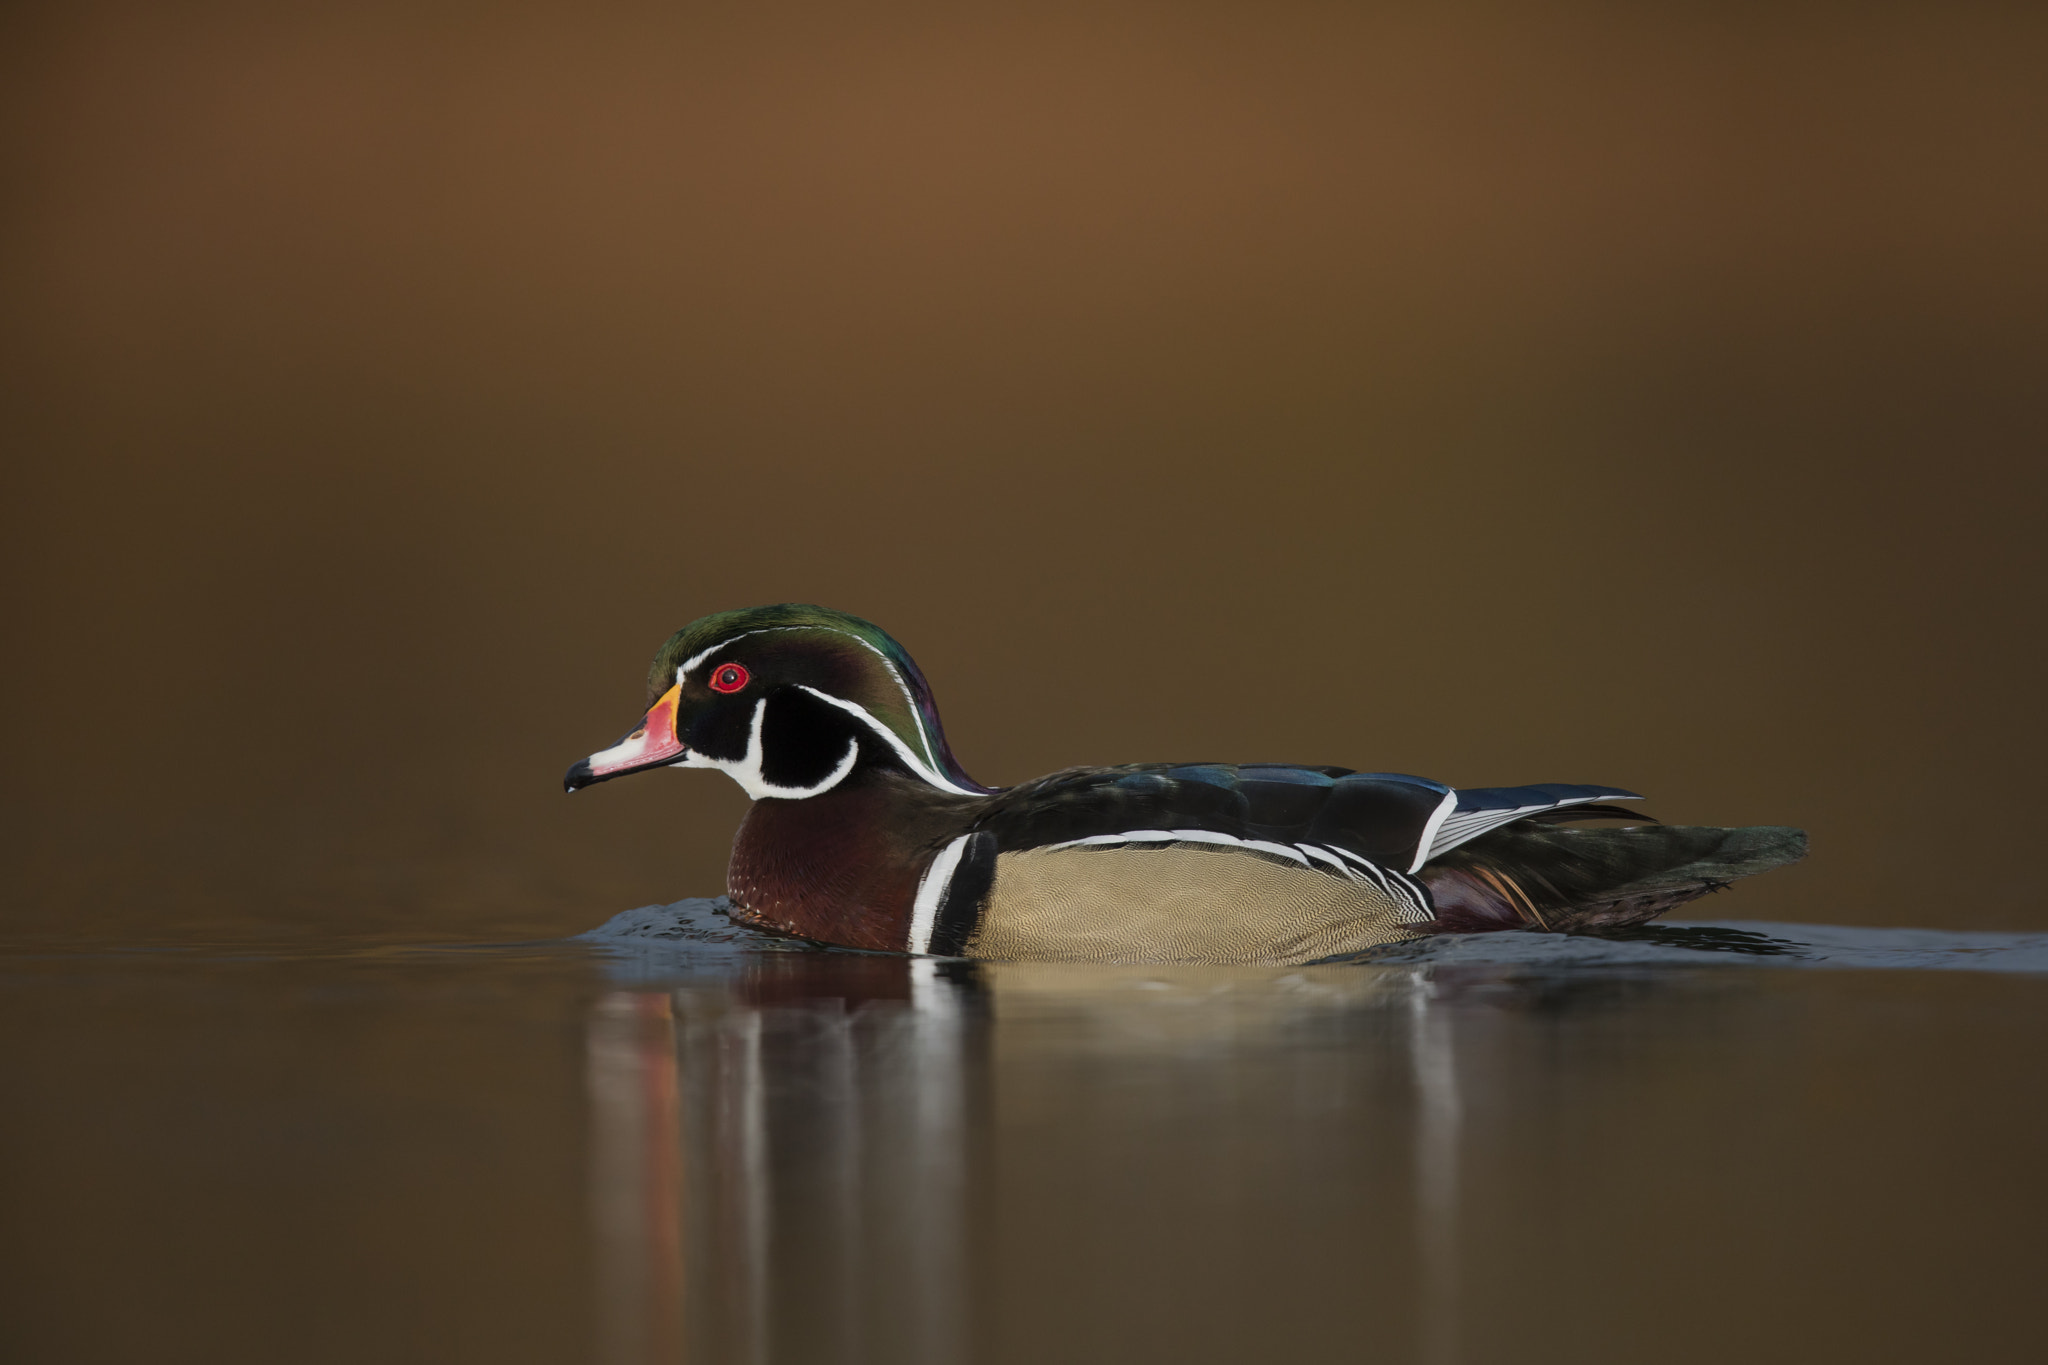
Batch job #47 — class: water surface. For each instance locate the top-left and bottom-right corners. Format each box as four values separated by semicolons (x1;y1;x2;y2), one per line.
5;911;2041;1365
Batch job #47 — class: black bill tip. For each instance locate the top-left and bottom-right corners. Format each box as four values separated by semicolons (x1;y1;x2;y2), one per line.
563;758;595;793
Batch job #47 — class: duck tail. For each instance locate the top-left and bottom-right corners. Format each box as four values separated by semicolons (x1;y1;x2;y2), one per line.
1417;822;1807;933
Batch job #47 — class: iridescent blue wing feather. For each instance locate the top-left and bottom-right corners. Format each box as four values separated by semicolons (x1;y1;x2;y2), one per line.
973;764;1451;867
973;766;1649;876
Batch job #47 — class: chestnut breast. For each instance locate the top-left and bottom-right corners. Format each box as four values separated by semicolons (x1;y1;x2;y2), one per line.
726;771;983;951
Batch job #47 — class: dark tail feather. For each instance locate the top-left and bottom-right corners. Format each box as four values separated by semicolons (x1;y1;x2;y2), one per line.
1417;824;1807;934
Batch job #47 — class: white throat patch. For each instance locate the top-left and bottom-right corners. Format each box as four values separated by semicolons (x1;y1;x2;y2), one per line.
671;625;982;798
685;697;861;801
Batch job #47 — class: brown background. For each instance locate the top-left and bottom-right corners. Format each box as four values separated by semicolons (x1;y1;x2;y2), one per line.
5;0;2044;945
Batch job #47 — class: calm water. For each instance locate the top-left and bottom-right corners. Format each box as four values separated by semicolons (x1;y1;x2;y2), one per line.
4;910;2042;1365
6;5;2046;1362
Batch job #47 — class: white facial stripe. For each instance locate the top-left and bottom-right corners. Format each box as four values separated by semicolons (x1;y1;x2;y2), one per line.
675;629;771;680
813;629;942;772
794;685;983;797
673;625;951;779
695;696;861;801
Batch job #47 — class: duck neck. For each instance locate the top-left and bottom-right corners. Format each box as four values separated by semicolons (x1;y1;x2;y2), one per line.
726;766;986;951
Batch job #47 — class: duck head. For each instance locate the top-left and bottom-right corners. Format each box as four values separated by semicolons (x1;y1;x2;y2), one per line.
563;604;989;801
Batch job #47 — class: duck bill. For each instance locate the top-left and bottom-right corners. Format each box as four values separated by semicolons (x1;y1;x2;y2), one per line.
564;683;686;792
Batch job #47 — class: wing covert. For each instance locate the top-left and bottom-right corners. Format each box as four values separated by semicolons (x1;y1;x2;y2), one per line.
1422;783;1645;866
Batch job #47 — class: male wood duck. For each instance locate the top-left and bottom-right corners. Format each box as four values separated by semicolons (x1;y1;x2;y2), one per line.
564;604;1804;965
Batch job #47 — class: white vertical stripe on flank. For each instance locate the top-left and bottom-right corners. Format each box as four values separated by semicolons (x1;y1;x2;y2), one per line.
908;835;972;955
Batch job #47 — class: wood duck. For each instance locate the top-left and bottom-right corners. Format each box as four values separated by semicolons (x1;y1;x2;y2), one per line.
564;605;1805;965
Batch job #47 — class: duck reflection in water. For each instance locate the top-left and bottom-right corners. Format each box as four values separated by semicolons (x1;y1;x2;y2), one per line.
587;958;977;1365
578;953;1670;1365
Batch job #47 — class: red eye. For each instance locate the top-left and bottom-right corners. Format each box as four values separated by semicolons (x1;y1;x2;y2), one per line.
709;663;750;694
